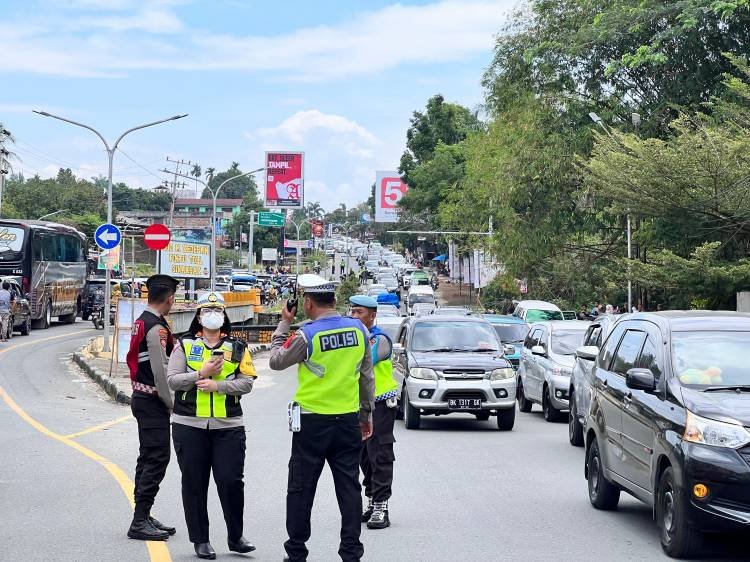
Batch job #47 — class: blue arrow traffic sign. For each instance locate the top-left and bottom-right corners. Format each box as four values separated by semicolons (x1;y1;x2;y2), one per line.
95;223;122;250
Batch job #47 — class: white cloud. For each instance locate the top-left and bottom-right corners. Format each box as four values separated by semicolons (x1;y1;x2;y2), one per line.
1;0;514;78
248;109;383;208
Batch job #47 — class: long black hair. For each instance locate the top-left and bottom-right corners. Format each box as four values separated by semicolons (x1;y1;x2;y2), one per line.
187;309;232;336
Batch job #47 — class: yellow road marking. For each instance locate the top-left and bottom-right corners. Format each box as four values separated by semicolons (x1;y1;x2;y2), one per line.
64;414;134;439
0;330;172;562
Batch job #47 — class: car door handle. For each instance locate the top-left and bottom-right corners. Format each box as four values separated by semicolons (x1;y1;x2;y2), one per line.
624;392;633;407
601;379;608;388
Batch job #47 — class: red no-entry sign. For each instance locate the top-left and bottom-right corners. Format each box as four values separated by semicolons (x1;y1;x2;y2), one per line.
144;223;171;251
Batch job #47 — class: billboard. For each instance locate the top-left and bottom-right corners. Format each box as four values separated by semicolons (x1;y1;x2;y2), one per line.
265;151;304;208
159;241;211;279
374;171;408;222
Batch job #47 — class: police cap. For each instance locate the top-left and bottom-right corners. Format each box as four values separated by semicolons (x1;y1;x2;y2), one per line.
349;295;378;309
298;273;338;294
145;274;179;293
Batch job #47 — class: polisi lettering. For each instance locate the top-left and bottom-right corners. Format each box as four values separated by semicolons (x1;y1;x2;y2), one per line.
319;330;358;352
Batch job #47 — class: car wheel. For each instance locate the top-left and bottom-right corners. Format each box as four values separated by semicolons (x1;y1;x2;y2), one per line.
404;389;421;430
568;390;584;446
33;301;51;330
516;379;533;413
59;311;77;324
496;406;515;431
20;315;31;336
395;389;405;420
657;467;703;558
542;386;564;422
587;438;620;510
475;412;490;421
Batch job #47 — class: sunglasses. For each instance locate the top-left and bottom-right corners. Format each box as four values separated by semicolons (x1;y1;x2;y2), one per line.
201;306;224;313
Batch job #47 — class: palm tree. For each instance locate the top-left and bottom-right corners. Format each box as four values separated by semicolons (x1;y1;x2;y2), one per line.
191;163;202;198
306;201;324;219
205;167;216;182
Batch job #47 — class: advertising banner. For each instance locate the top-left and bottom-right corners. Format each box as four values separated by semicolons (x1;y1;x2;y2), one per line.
261;248;277;262
159;241;211;279
374;171;408;223
97;246;121;271
265;152;304;208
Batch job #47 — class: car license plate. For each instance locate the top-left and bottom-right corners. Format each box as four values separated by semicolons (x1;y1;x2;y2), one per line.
449;398;482;409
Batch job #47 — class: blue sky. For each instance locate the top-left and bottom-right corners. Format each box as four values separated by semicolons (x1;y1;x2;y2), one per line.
1;0;515;209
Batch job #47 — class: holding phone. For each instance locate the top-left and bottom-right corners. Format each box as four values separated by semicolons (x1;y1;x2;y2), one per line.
286;275;299;313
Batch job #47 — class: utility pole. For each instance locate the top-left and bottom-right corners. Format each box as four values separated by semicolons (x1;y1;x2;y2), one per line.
0;126;13;218
166;157;191;227
248;210;255;272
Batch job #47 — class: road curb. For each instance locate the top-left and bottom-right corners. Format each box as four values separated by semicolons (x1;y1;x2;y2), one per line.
72;341;269;406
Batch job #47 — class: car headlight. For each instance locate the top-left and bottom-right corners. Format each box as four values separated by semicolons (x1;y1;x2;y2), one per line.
490;368;515;381
683;410;750;449
552;366;573;376
410;368;438;380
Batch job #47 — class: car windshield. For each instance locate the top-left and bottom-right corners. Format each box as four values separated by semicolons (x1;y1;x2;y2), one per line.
411;321;499;352
409;294;434;305
526;309;564;322
551;330;586;355
377;322;402;340
492;323;530;343
377;306;399;317
368;288;388;296
672;331;750;387
433;308;470;316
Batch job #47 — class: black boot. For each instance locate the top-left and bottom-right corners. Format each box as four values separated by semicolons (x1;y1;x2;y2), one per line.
228;536;256;553
149;516;176;536
194;542;216;560
127;518;170;541
361;496;374;522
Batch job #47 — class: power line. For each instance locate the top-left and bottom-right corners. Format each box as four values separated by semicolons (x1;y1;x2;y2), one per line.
117;148;169;184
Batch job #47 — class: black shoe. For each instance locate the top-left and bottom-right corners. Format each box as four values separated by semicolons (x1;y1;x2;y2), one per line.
366;501;390;530
149;516;176;536
228;537;256;553
361;496;373;523
194;542;216;560
127;518;170;541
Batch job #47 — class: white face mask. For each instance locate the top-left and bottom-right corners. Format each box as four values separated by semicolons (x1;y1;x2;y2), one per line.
200;310;224;330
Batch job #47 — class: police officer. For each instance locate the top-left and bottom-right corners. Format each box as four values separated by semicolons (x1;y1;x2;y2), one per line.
167;291;257;559
269;274;375;562
349;295;399;529
125;274;179;541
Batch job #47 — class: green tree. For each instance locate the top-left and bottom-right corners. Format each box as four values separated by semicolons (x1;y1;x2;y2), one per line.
202;162;260;200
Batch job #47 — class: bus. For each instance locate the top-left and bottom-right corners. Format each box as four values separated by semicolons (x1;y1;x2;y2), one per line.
0;219;87;329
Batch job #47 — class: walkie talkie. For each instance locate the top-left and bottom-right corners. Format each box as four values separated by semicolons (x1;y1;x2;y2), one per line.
286;275;298;312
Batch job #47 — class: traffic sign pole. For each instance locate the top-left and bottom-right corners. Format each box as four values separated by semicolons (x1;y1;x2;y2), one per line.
248;210;255;271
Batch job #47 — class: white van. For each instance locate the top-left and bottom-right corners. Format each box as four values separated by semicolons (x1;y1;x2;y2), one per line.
512;300;564;323
406;286;436;315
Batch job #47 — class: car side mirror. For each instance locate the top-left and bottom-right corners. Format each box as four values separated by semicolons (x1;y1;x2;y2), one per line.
626;368;656;392
531;345;546;356
576;345;599;361
503;344;516;356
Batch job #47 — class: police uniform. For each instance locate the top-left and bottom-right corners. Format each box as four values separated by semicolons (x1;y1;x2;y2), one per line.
349;295;399;530
125;274;179;541
269;275;375;562
167;292;257;559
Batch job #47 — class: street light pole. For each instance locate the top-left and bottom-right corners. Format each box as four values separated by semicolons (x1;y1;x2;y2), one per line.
33;110;188;352
169;167;264;289
589;112;633;313
38;209;69;220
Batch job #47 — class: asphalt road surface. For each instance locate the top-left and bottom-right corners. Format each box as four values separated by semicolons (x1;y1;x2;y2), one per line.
1;320;746;561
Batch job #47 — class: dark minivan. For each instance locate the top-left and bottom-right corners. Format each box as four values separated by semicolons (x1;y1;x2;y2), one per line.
584;311;750;558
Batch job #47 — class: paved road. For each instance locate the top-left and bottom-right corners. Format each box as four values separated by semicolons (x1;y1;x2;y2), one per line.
1;320;746;561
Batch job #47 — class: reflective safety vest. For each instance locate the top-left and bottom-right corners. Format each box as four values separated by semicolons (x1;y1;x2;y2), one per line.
173;336;243;418
297;316;367;415
370;325;398;398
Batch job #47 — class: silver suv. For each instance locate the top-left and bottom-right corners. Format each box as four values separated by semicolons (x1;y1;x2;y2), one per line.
516;320;590;422
393;316;517;431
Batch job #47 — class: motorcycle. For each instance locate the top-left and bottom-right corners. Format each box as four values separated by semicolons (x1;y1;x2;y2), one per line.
91;304;105;329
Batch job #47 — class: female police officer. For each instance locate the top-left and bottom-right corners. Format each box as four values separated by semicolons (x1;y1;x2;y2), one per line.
167;291;257;560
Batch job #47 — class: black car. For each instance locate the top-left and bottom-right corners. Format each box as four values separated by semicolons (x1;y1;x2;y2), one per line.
584;311;750;557
1;277;31;336
393;315;517;430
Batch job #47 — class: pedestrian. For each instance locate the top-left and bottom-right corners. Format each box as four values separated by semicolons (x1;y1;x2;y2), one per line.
167;291;257;560
125;274;180;541
590;302;600;317
605;303;613;314
340;258;346;276
0;281;15;341
269;273;375;562
348;295;399;530
332;261;336;276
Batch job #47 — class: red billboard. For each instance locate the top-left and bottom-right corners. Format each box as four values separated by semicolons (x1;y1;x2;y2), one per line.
265;151;304;208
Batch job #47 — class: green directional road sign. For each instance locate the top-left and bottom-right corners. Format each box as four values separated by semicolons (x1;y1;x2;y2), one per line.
258;211;285;227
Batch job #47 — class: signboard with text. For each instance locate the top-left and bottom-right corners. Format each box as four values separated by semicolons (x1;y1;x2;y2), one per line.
261;248;277;261
158;241;211;279
374;171;408;223
284;239;314;249
258;211;285;227
265;151;304;209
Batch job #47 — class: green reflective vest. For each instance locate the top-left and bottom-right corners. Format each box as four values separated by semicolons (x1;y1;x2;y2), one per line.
296;316;367;415
371;327;398;398
173;336;242;418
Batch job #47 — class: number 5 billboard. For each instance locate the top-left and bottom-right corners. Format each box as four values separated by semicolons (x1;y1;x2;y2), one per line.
265;151;304;208
375;171;408;223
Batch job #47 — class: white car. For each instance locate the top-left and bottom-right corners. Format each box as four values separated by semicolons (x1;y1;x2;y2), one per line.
512;300;564;323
